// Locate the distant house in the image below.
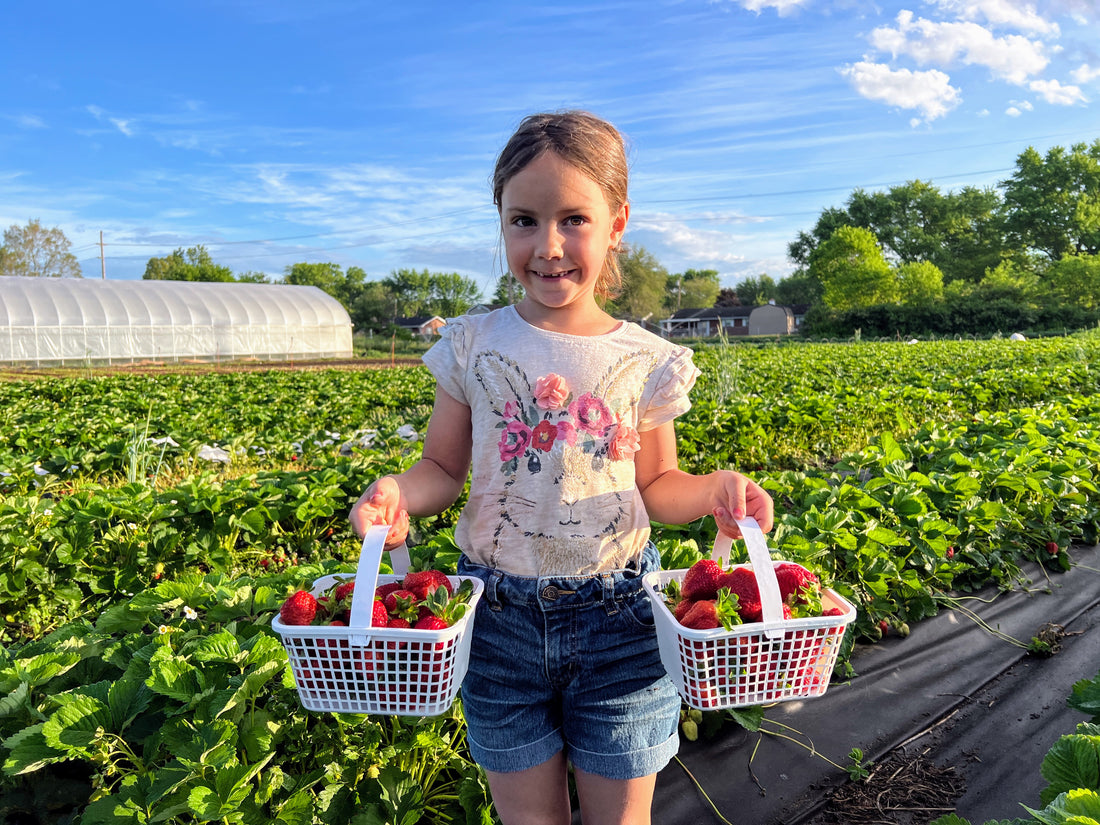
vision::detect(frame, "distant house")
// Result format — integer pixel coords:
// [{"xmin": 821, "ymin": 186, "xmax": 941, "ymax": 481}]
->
[
  {"xmin": 395, "ymin": 315, "xmax": 446, "ymax": 339},
  {"xmin": 660, "ymin": 306, "xmax": 753, "ymax": 338},
  {"xmin": 661, "ymin": 303, "xmax": 808, "ymax": 338}
]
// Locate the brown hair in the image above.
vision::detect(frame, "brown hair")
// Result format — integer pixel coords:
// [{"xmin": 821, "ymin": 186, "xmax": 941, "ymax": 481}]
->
[{"xmin": 492, "ymin": 111, "xmax": 629, "ymax": 299}]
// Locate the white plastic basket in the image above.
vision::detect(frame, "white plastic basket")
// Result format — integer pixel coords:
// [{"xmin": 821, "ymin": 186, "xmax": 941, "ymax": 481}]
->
[
  {"xmin": 643, "ymin": 517, "xmax": 855, "ymax": 711},
  {"xmin": 272, "ymin": 524, "xmax": 483, "ymax": 716}
]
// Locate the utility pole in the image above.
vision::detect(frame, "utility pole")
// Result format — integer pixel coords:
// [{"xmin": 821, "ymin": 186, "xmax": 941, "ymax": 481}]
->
[{"xmin": 99, "ymin": 231, "xmax": 106, "ymax": 279}]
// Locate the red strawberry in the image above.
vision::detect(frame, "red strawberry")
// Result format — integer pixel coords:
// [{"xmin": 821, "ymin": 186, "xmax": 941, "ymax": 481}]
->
[
  {"xmin": 674, "ymin": 598, "xmax": 696, "ymax": 623},
  {"xmin": 371, "ymin": 598, "xmax": 389, "ymax": 628},
  {"xmin": 279, "ymin": 591, "xmax": 318, "ymax": 625},
  {"xmin": 1045, "ymin": 541, "xmax": 1059, "ymax": 555},
  {"xmin": 680, "ymin": 600, "xmax": 720, "ymax": 629},
  {"xmin": 334, "ymin": 580, "xmax": 355, "ymax": 602},
  {"xmin": 375, "ymin": 581, "xmax": 402, "ymax": 601},
  {"xmin": 719, "ymin": 568, "xmax": 761, "ymax": 623},
  {"xmin": 822, "ymin": 606, "xmax": 844, "ymax": 617},
  {"xmin": 774, "ymin": 563, "xmax": 820, "ymax": 606},
  {"xmin": 387, "ymin": 617, "xmax": 411, "ymax": 629},
  {"xmin": 415, "ymin": 615, "xmax": 450, "ymax": 631},
  {"xmin": 402, "ymin": 570, "xmax": 453, "ymax": 601},
  {"xmin": 681, "ymin": 559, "xmax": 723, "ymax": 601},
  {"xmin": 384, "ymin": 589, "xmax": 420, "ymax": 622}
]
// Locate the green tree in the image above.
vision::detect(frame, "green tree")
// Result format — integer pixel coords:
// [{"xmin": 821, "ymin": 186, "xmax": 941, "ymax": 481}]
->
[
  {"xmin": 235, "ymin": 270, "xmax": 271, "ymax": 284},
  {"xmin": 895, "ymin": 260, "xmax": 944, "ymax": 305},
  {"xmin": 673, "ymin": 269, "xmax": 721, "ymax": 310},
  {"xmin": 789, "ymin": 181, "xmax": 1006, "ymax": 283},
  {"xmin": 809, "ymin": 226, "xmax": 897, "ymax": 311},
  {"xmin": 1046, "ymin": 254, "xmax": 1100, "ymax": 309},
  {"xmin": 492, "ymin": 273, "xmax": 524, "ymax": 306},
  {"xmin": 429, "ymin": 271, "xmax": 482, "ymax": 317},
  {"xmin": 349, "ymin": 280, "xmax": 397, "ymax": 331},
  {"xmin": 1001, "ymin": 140, "xmax": 1100, "ymax": 260},
  {"xmin": 1, "ymin": 219, "xmax": 82, "ymax": 278},
  {"xmin": 282, "ymin": 262, "xmax": 360, "ymax": 306},
  {"xmin": 774, "ymin": 271, "xmax": 822, "ymax": 306},
  {"xmin": 611, "ymin": 246, "xmax": 668, "ymax": 320},
  {"xmin": 735, "ymin": 273, "xmax": 776, "ymax": 306},
  {"xmin": 383, "ymin": 269, "xmax": 433, "ymax": 317},
  {"xmin": 144, "ymin": 246, "xmax": 233, "ymax": 282}
]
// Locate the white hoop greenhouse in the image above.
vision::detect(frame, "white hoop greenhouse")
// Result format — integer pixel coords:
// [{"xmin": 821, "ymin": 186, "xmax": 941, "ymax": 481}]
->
[{"xmin": 0, "ymin": 276, "xmax": 354, "ymax": 366}]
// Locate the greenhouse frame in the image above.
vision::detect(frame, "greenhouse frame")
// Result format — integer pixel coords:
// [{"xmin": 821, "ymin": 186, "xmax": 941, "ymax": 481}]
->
[{"xmin": 0, "ymin": 277, "xmax": 354, "ymax": 366}]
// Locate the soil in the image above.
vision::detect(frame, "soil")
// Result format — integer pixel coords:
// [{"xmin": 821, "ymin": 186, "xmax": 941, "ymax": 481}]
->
[{"xmin": 0, "ymin": 356, "xmax": 423, "ymax": 381}]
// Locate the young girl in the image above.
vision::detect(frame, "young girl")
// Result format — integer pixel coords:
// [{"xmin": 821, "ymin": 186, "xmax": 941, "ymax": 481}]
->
[{"xmin": 350, "ymin": 110, "xmax": 773, "ymax": 825}]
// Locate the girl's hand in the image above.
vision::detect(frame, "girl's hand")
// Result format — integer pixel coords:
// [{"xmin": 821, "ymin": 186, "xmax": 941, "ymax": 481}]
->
[
  {"xmin": 349, "ymin": 476, "xmax": 410, "ymax": 549},
  {"xmin": 711, "ymin": 470, "xmax": 774, "ymax": 539}
]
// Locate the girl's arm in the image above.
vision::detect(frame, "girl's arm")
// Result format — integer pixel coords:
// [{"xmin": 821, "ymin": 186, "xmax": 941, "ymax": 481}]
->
[
  {"xmin": 349, "ymin": 384, "xmax": 472, "ymax": 543},
  {"xmin": 634, "ymin": 420, "xmax": 774, "ymax": 538}
]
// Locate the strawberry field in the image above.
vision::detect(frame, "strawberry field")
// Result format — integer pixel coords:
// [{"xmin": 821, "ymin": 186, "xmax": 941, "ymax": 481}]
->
[{"xmin": 2, "ymin": 331, "xmax": 1100, "ymax": 824}]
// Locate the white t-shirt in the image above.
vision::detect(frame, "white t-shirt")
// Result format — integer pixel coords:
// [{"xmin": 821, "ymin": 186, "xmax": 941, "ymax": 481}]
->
[{"xmin": 423, "ymin": 305, "xmax": 699, "ymax": 576}]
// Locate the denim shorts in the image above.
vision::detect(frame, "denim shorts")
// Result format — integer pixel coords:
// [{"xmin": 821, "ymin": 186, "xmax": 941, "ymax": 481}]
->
[{"xmin": 456, "ymin": 543, "xmax": 681, "ymax": 780}]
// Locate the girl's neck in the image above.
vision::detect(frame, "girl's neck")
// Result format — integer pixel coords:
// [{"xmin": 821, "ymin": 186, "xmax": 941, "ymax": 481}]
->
[{"xmin": 513, "ymin": 299, "xmax": 620, "ymax": 336}]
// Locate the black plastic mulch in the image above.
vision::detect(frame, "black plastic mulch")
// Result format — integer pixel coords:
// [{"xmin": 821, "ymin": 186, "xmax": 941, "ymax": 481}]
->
[{"xmin": 648, "ymin": 542, "xmax": 1100, "ymax": 825}]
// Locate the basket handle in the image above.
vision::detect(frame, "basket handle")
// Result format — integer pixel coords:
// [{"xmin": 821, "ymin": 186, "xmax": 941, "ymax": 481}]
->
[
  {"xmin": 347, "ymin": 524, "xmax": 392, "ymax": 641},
  {"xmin": 713, "ymin": 517, "xmax": 786, "ymax": 640}
]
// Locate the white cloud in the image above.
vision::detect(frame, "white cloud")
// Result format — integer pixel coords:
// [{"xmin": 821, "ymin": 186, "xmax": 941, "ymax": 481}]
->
[
  {"xmin": 1029, "ymin": 77, "xmax": 1086, "ymax": 104},
  {"xmin": 928, "ymin": 0, "xmax": 1059, "ymax": 34},
  {"xmin": 870, "ymin": 11, "xmax": 1049, "ymax": 85},
  {"xmin": 109, "ymin": 118, "xmax": 134, "ymax": 136},
  {"xmin": 731, "ymin": 0, "xmax": 809, "ymax": 16},
  {"xmin": 1005, "ymin": 105, "xmax": 1022, "ymax": 116},
  {"xmin": 86, "ymin": 104, "xmax": 105, "ymax": 119},
  {"xmin": 12, "ymin": 114, "xmax": 47, "ymax": 129},
  {"xmin": 1071, "ymin": 63, "xmax": 1100, "ymax": 83},
  {"xmin": 840, "ymin": 61, "xmax": 962, "ymax": 122}
]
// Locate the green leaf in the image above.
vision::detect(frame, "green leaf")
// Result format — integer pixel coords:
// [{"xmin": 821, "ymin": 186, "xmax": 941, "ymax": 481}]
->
[
  {"xmin": 1070, "ymin": 672, "xmax": 1100, "ymax": 722},
  {"xmin": 726, "ymin": 705, "xmax": 766, "ymax": 732},
  {"xmin": 42, "ymin": 692, "xmax": 110, "ymax": 752},
  {"xmin": 1039, "ymin": 733, "xmax": 1100, "ymax": 806},
  {"xmin": 1026, "ymin": 788, "xmax": 1100, "ymax": 824},
  {"xmin": 1, "ymin": 723, "xmax": 68, "ymax": 776}
]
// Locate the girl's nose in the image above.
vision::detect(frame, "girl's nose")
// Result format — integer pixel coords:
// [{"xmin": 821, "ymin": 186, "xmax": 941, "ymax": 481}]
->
[{"xmin": 536, "ymin": 225, "xmax": 564, "ymax": 259}]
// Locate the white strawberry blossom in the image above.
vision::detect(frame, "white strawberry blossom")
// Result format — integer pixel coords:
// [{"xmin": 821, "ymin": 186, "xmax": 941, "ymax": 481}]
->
[{"xmin": 183, "ymin": 606, "xmax": 198, "ymax": 620}]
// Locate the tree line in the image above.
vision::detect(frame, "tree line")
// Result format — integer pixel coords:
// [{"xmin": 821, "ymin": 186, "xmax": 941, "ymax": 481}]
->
[{"xmin": 3, "ymin": 136, "xmax": 1097, "ymax": 337}]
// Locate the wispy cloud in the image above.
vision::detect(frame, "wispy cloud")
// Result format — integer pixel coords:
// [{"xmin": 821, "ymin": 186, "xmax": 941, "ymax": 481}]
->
[{"xmin": 10, "ymin": 114, "xmax": 47, "ymax": 129}]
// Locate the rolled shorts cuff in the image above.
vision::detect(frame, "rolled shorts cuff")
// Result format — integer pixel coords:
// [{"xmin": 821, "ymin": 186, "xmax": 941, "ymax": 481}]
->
[
  {"xmin": 568, "ymin": 729, "xmax": 681, "ymax": 780},
  {"xmin": 465, "ymin": 724, "xmax": 564, "ymax": 774}
]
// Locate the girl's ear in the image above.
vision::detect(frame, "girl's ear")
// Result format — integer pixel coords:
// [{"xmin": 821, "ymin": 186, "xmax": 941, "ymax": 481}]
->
[{"xmin": 609, "ymin": 201, "xmax": 630, "ymax": 249}]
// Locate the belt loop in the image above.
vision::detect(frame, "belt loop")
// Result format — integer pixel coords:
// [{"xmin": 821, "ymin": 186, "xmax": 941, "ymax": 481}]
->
[
  {"xmin": 488, "ymin": 569, "xmax": 504, "ymax": 612},
  {"xmin": 601, "ymin": 572, "xmax": 619, "ymax": 615}
]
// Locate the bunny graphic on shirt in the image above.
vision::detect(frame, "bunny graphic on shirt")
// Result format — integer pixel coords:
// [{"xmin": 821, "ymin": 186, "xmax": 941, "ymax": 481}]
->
[{"xmin": 472, "ymin": 350, "xmax": 662, "ymax": 573}]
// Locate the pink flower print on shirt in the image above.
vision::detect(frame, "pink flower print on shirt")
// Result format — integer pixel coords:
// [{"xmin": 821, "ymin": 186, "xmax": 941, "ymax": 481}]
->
[
  {"xmin": 608, "ymin": 420, "xmax": 640, "ymax": 461},
  {"xmin": 531, "ymin": 420, "xmax": 557, "ymax": 452},
  {"xmin": 534, "ymin": 373, "xmax": 570, "ymax": 410},
  {"xmin": 503, "ymin": 400, "xmax": 521, "ymax": 420},
  {"xmin": 569, "ymin": 393, "xmax": 614, "ymax": 437},
  {"xmin": 556, "ymin": 420, "xmax": 578, "ymax": 447},
  {"xmin": 499, "ymin": 419, "xmax": 532, "ymax": 461}
]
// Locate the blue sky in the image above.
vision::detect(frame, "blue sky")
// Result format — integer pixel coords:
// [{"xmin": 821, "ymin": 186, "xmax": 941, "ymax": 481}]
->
[{"xmin": 3, "ymin": 0, "xmax": 1098, "ymax": 298}]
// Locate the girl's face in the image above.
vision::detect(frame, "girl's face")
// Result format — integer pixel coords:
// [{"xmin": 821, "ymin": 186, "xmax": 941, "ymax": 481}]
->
[{"xmin": 499, "ymin": 151, "xmax": 628, "ymax": 327}]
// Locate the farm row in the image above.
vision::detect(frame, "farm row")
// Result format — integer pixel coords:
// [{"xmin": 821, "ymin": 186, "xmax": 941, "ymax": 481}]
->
[{"xmin": 1, "ymin": 332, "xmax": 1098, "ymax": 823}]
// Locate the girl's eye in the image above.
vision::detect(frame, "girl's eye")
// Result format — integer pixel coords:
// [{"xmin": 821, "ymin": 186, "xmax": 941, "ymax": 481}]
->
[
  {"xmin": 565, "ymin": 215, "xmax": 587, "ymax": 226},
  {"xmin": 511, "ymin": 216, "xmax": 535, "ymax": 228}
]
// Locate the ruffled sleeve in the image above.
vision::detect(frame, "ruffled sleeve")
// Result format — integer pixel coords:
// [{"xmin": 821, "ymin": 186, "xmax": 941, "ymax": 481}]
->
[
  {"xmin": 637, "ymin": 345, "xmax": 700, "ymax": 431},
  {"xmin": 421, "ymin": 317, "xmax": 470, "ymax": 405}
]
